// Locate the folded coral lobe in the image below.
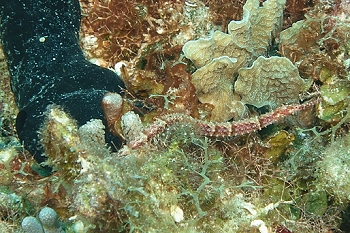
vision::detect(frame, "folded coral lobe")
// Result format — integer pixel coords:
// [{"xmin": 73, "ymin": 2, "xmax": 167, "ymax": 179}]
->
[{"xmin": 0, "ymin": 0, "xmax": 125, "ymax": 162}]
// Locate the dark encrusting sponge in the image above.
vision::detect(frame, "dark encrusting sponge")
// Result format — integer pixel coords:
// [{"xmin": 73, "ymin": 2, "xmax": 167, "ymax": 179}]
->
[{"xmin": 0, "ymin": 0, "xmax": 125, "ymax": 163}]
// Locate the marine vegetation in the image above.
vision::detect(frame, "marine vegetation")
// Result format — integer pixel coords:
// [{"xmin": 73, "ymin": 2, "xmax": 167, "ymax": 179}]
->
[{"xmin": 1, "ymin": 0, "xmax": 350, "ymax": 232}]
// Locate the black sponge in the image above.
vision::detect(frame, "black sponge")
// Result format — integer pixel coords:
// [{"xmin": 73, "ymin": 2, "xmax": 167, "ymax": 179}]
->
[{"xmin": 0, "ymin": 0, "xmax": 125, "ymax": 163}]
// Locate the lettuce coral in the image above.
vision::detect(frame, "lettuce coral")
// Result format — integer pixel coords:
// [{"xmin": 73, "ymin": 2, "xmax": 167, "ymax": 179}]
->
[
  {"xmin": 182, "ymin": 0, "xmax": 306, "ymax": 122},
  {"xmin": 190, "ymin": 56, "xmax": 246, "ymax": 122},
  {"xmin": 183, "ymin": 0, "xmax": 286, "ymax": 67},
  {"xmin": 235, "ymin": 56, "xmax": 306, "ymax": 108}
]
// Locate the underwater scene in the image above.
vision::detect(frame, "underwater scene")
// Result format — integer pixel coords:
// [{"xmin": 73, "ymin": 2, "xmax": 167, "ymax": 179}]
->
[{"xmin": 1, "ymin": 0, "xmax": 350, "ymax": 232}]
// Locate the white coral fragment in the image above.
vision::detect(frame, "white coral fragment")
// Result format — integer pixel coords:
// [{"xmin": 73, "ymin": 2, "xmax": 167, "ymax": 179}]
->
[
  {"xmin": 170, "ymin": 205, "xmax": 184, "ymax": 223},
  {"xmin": 250, "ymin": 219, "xmax": 269, "ymax": 233}
]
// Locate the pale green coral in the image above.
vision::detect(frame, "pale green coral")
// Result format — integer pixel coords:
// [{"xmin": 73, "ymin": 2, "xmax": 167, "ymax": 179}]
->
[
  {"xmin": 39, "ymin": 105, "xmax": 83, "ymax": 180},
  {"xmin": 182, "ymin": 0, "xmax": 308, "ymax": 121},
  {"xmin": 183, "ymin": 0, "xmax": 286, "ymax": 68},
  {"xmin": 0, "ymin": 147, "xmax": 18, "ymax": 185},
  {"xmin": 190, "ymin": 56, "xmax": 246, "ymax": 121},
  {"xmin": 235, "ymin": 56, "xmax": 306, "ymax": 108},
  {"xmin": 318, "ymin": 80, "xmax": 350, "ymax": 122}
]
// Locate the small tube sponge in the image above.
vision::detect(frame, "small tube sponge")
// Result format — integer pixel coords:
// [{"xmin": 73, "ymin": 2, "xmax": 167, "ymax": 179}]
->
[{"xmin": 21, "ymin": 216, "xmax": 44, "ymax": 233}]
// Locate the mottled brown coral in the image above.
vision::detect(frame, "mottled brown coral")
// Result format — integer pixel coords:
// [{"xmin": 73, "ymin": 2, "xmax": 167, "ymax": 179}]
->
[
  {"xmin": 234, "ymin": 56, "xmax": 306, "ymax": 108},
  {"xmin": 183, "ymin": 0, "xmax": 287, "ymax": 121},
  {"xmin": 203, "ymin": 0, "xmax": 245, "ymax": 30},
  {"xmin": 279, "ymin": 16, "xmax": 349, "ymax": 80},
  {"xmin": 183, "ymin": 0, "xmax": 286, "ymax": 68},
  {"xmin": 125, "ymin": 46, "xmax": 199, "ymax": 117},
  {"xmin": 283, "ymin": 0, "xmax": 315, "ymax": 28},
  {"xmin": 191, "ymin": 56, "xmax": 246, "ymax": 122}
]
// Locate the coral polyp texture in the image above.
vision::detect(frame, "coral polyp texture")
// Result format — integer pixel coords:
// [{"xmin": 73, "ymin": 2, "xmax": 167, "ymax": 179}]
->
[
  {"xmin": 183, "ymin": 0, "xmax": 286, "ymax": 67},
  {"xmin": 190, "ymin": 56, "xmax": 246, "ymax": 121},
  {"xmin": 235, "ymin": 56, "xmax": 306, "ymax": 108},
  {"xmin": 181, "ymin": 0, "xmax": 307, "ymax": 122}
]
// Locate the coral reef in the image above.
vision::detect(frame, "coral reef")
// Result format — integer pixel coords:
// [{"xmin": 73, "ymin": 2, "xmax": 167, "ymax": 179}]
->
[
  {"xmin": 182, "ymin": 0, "xmax": 308, "ymax": 122},
  {"xmin": 2, "ymin": 0, "xmax": 350, "ymax": 232}
]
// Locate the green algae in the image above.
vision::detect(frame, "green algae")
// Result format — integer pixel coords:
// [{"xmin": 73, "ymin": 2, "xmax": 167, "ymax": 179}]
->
[{"xmin": 303, "ymin": 191, "xmax": 328, "ymax": 216}]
